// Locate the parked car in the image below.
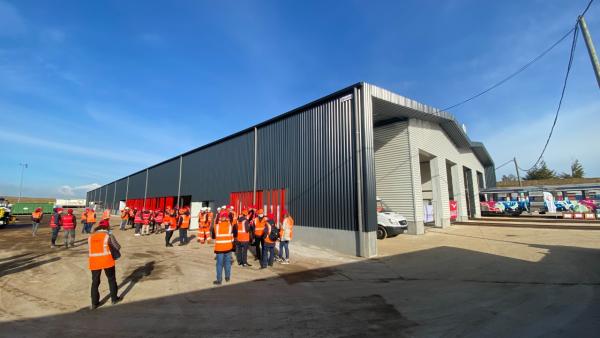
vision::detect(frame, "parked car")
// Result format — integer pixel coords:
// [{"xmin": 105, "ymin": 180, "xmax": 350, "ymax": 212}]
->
[{"xmin": 376, "ymin": 197, "xmax": 408, "ymax": 240}]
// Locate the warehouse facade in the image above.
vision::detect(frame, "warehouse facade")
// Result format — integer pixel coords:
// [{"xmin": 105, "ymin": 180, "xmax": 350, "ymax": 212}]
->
[{"xmin": 87, "ymin": 83, "xmax": 495, "ymax": 257}]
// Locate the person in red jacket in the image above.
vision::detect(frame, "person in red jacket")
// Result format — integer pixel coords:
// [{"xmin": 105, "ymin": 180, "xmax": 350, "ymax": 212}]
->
[{"xmin": 62, "ymin": 209, "xmax": 77, "ymax": 248}]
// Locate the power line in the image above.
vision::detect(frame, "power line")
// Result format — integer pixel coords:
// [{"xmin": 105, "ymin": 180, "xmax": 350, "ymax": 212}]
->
[
  {"xmin": 495, "ymin": 159, "xmax": 514, "ymax": 170},
  {"xmin": 518, "ymin": 24, "xmax": 580, "ymax": 173},
  {"xmin": 582, "ymin": 0, "xmax": 595, "ymax": 16},
  {"xmin": 440, "ymin": 28, "xmax": 575, "ymax": 112}
]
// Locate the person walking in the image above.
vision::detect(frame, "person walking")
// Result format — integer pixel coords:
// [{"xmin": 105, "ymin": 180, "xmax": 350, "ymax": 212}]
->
[
  {"xmin": 128, "ymin": 208, "xmax": 136, "ymax": 229},
  {"xmin": 80, "ymin": 209, "xmax": 88, "ymax": 234},
  {"xmin": 234, "ymin": 209, "xmax": 252, "ymax": 267},
  {"xmin": 212, "ymin": 210, "xmax": 236, "ymax": 285},
  {"xmin": 252, "ymin": 209, "xmax": 267, "ymax": 262},
  {"xmin": 177, "ymin": 207, "xmax": 191, "ymax": 245},
  {"xmin": 31, "ymin": 207, "xmax": 43, "ymax": 236},
  {"xmin": 133, "ymin": 209, "xmax": 143, "ymax": 236},
  {"xmin": 278, "ymin": 212, "xmax": 294, "ymax": 264},
  {"xmin": 261, "ymin": 214, "xmax": 279, "ymax": 269},
  {"xmin": 88, "ymin": 219, "xmax": 121, "ymax": 310},
  {"xmin": 164, "ymin": 207, "xmax": 177, "ymax": 247},
  {"xmin": 86, "ymin": 208, "xmax": 97, "ymax": 234},
  {"xmin": 119, "ymin": 208, "xmax": 129, "ymax": 230},
  {"xmin": 50, "ymin": 208, "xmax": 62, "ymax": 248},
  {"xmin": 62, "ymin": 209, "xmax": 77, "ymax": 248}
]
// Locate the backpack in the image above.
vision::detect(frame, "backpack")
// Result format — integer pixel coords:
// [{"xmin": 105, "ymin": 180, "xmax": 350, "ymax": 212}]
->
[{"xmin": 268, "ymin": 223, "xmax": 280, "ymax": 242}]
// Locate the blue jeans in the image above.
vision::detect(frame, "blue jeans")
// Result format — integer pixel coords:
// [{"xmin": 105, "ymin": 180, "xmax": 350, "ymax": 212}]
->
[
  {"xmin": 81, "ymin": 222, "xmax": 87, "ymax": 233},
  {"xmin": 85, "ymin": 223, "xmax": 94, "ymax": 233},
  {"xmin": 261, "ymin": 245, "xmax": 275, "ymax": 268},
  {"xmin": 215, "ymin": 252, "xmax": 232, "ymax": 282},
  {"xmin": 51, "ymin": 227, "xmax": 60, "ymax": 245},
  {"xmin": 179, "ymin": 228, "xmax": 188, "ymax": 244},
  {"xmin": 120, "ymin": 220, "xmax": 127, "ymax": 230},
  {"xmin": 32, "ymin": 222, "xmax": 40, "ymax": 236},
  {"xmin": 279, "ymin": 240, "xmax": 289, "ymax": 260}
]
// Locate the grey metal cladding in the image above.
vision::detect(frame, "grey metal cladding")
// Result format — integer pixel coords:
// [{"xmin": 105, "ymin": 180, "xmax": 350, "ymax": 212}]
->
[
  {"xmin": 115, "ymin": 178, "xmax": 128, "ymax": 202},
  {"xmin": 256, "ymin": 95, "xmax": 357, "ymax": 232},
  {"xmin": 106, "ymin": 183, "xmax": 115, "ymax": 209},
  {"xmin": 181, "ymin": 132, "xmax": 254, "ymax": 205},
  {"xmin": 127, "ymin": 171, "xmax": 147, "ymax": 199},
  {"xmin": 147, "ymin": 158, "xmax": 180, "ymax": 197},
  {"xmin": 357, "ymin": 87, "xmax": 378, "ymax": 232}
]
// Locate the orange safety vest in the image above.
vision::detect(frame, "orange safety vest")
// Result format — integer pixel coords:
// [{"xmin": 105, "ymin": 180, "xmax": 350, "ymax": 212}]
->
[
  {"xmin": 87, "ymin": 211, "xmax": 96, "ymax": 223},
  {"xmin": 265, "ymin": 223, "xmax": 276, "ymax": 244},
  {"xmin": 214, "ymin": 221, "xmax": 233, "ymax": 252},
  {"xmin": 180, "ymin": 214, "xmax": 191, "ymax": 229},
  {"xmin": 32, "ymin": 211, "xmax": 42, "ymax": 220},
  {"xmin": 281, "ymin": 217, "xmax": 294, "ymax": 240},
  {"xmin": 120, "ymin": 211, "xmax": 129, "ymax": 220},
  {"xmin": 168, "ymin": 213, "xmax": 178, "ymax": 230},
  {"xmin": 197, "ymin": 212, "xmax": 204, "ymax": 226},
  {"xmin": 207, "ymin": 212, "xmax": 214, "ymax": 225},
  {"xmin": 236, "ymin": 218, "xmax": 250, "ymax": 243},
  {"xmin": 88, "ymin": 231, "xmax": 115, "ymax": 270},
  {"xmin": 254, "ymin": 217, "xmax": 267, "ymax": 237},
  {"xmin": 102, "ymin": 209, "xmax": 110, "ymax": 220},
  {"xmin": 81, "ymin": 211, "xmax": 88, "ymax": 222}
]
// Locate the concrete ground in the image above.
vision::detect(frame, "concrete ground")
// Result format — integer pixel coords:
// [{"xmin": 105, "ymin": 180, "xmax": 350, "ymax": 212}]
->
[{"xmin": 0, "ymin": 217, "xmax": 599, "ymax": 337}]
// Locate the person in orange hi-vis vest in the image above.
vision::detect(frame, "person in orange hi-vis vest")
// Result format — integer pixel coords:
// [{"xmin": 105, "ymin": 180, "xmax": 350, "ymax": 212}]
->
[
  {"xmin": 164, "ymin": 207, "xmax": 178, "ymax": 247},
  {"xmin": 278, "ymin": 211, "xmax": 294, "ymax": 264},
  {"xmin": 234, "ymin": 209, "xmax": 252, "ymax": 267},
  {"xmin": 119, "ymin": 207, "xmax": 129, "ymax": 231},
  {"xmin": 80, "ymin": 209, "xmax": 88, "ymax": 234},
  {"xmin": 252, "ymin": 209, "xmax": 267, "ymax": 262},
  {"xmin": 197, "ymin": 207, "xmax": 212, "ymax": 244},
  {"xmin": 50, "ymin": 207, "xmax": 62, "ymax": 248},
  {"xmin": 86, "ymin": 208, "xmax": 97, "ymax": 234},
  {"xmin": 88, "ymin": 219, "xmax": 121, "ymax": 310},
  {"xmin": 261, "ymin": 213, "xmax": 279, "ymax": 269},
  {"xmin": 211, "ymin": 211, "xmax": 236, "ymax": 285},
  {"xmin": 31, "ymin": 207, "xmax": 43, "ymax": 236},
  {"xmin": 177, "ymin": 207, "xmax": 191, "ymax": 245},
  {"xmin": 102, "ymin": 208, "xmax": 111, "ymax": 221}
]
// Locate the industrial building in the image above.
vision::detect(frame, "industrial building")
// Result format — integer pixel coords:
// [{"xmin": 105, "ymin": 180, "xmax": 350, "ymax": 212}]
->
[{"xmin": 86, "ymin": 83, "xmax": 495, "ymax": 257}]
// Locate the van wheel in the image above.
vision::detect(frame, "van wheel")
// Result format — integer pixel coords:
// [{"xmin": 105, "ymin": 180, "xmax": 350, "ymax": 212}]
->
[{"xmin": 377, "ymin": 226, "xmax": 387, "ymax": 240}]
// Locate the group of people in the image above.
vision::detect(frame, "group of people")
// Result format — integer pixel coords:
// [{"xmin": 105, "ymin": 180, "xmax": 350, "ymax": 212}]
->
[
  {"xmin": 118, "ymin": 204, "xmax": 295, "ymax": 284},
  {"xmin": 35, "ymin": 207, "xmax": 109, "ymax": 248},
  {"xmin": 31, "ymin": 203, "xmax": 294, "ymax": 308}
]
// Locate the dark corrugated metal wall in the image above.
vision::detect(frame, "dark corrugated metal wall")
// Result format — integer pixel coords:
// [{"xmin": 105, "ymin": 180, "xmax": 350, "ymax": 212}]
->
[
  {"xmin": 148, "ymin": 158, "xmax": 180, "ymax": 197},
  {"xmin": 106, "ymin": 183, "xmax": 115, "ymax": 210},
  {"xmin": 257, "ymin": 95, "xmax": 357, "ymax": 231},
  {"xmin": 127, "ymin": 171, "xmax": 147, "ymax": 199},
  {"xmin": 115, "ymin": 178, "xmax": 128, "ymax": 203},
  {"xmin": 180, "ymin": 132, "xmax": 254, "ymax": 205}
]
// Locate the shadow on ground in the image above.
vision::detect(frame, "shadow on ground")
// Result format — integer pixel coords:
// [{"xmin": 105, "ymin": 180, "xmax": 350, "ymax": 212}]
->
[{"xmin": 0, "ymin": 231, "xmax": 599, "ymax": 337}]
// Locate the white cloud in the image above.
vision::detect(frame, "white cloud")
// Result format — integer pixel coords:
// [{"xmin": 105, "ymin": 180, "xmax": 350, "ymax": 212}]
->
[
  {"xmin": 0, "ymin": 130, "xmax": 161, "ymax": 165},
  {"xmin": 58, "ymin": 183, "xmax": 101, "ymax": 196},
  {"xmin": 0, "ymin": 0, "xmax": 26, "ymax": 37}
]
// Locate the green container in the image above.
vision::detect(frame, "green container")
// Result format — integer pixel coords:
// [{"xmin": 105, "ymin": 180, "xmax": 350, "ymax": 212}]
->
[{"xmin": 11, "ymin": 202, "xmax": 55, "ymax": 215}]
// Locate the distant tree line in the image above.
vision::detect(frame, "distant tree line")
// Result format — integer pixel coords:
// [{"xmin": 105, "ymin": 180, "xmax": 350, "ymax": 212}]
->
[{"xmin": 500, "ymin": 159, "xmax": 585, "ymax": 182}]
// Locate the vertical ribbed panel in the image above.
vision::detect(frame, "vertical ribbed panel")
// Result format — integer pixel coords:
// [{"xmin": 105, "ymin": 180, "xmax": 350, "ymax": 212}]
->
[
  {"xmin": 127, "ymin": 171, "xmax": 147, "ymax": 199},
  {"xmin": 357, "ymin": 86, "xmax": 378, "ymax": 233},
  {"xmin": 257, "ymin": 95, "xmax": 357, "ymax": 231},
  {"xmin": 373, "ymin": 121, "xmax": 415, "ymax": 222},
  {"xmin": 148, "ymin": 158, "xmax": 180, "ymax": 197},
  {"xmin": 181, "ymin": 132, "xmax": 254, "ymax": 205},
  {"xmin": 106, "ymin": 183, "xmax": 115, "ymax": 210},
  {"xmin": 115, "ymin": 178, "xmax": 128, "ymax": 204}
]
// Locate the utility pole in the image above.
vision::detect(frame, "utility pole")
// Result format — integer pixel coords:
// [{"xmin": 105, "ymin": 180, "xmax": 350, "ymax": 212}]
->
[
  {"xmin": 18, "ymin": 163, "xmax": 28, "ymax": 203},
  {"xmin": 579, "ymin": 15, "xmax": 600, "ymax": 89},
  {"xmin": 513, "ymin": 157, "xmax": 522, "ymax": 187}
]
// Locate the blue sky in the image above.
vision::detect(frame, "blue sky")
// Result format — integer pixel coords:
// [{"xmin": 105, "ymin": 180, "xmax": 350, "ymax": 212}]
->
[{"xmin": 0, "ymin": 0, "xmax": 598, "ymax": 198}]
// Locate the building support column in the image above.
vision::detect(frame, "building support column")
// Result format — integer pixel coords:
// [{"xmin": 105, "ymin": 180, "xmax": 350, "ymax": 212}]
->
[
  {"xmin": 451, "ymin": 164, "xmax": 469, "ymax": 222},
  {"xmin": 431, "ymin": 157, "xmax": 450, "ymax": 228}
]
